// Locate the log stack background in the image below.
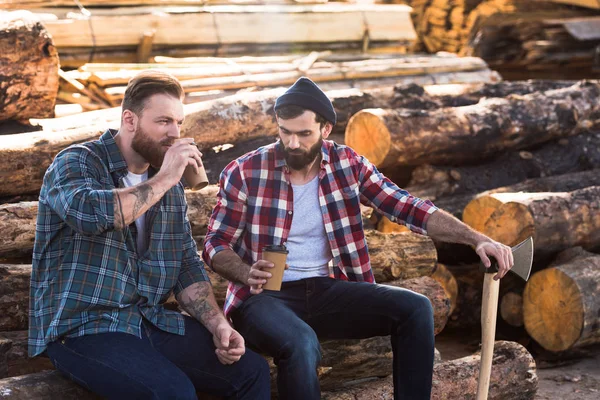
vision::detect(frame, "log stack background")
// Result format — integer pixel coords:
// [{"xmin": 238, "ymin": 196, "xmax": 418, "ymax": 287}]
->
[{"xmin": 2, "ymin": 0, "xmax": 600, "ymax": 399}]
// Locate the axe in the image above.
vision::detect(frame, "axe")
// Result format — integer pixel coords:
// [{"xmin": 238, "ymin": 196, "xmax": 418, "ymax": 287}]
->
[{"xmin": 475, "ymin": 236, "xmax": 534, "ymax": 400}]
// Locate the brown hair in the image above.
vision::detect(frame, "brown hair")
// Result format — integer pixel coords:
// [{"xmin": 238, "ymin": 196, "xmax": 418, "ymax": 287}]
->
[
  {"xmin": 275, "ymin": 104, "xmax": 329, "ymax": 129},
  {"xmin": 121, "ymin": 70, "xmax": 184, "ymax": 116}
]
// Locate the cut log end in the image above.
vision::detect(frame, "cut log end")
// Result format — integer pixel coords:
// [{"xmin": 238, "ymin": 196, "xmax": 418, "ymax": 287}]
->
[
  {"xmin": 500, "ymin": 292, "xmax": 524, "ymax": 327},
  {"xmin": 464, "ymin": 196, "xmax": 535, "ymax": 246},
  {"xmin": 523, "ymin": 268, "xmax": 583, "ymax": 352},
  {"xmin": 345, "ymin": 109, "xmax": 391, "ymax": 167}
]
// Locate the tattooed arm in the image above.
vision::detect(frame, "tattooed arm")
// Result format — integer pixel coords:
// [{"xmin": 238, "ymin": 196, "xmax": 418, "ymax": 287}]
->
[
  {"xmin": 177, "ymin": 282, "xmax": 246, "ymax": 364},
  {"xmin": 113, "ymin": 177, "xmax": 172, "ymax": 229}
]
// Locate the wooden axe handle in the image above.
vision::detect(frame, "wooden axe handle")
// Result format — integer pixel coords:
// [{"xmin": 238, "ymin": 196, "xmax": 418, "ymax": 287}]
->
[{"xmin": 476, "ymin": 273, "xmax": 500, "ymax": 400}]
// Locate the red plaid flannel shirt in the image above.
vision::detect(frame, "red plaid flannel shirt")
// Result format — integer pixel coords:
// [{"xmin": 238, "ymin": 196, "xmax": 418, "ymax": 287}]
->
[{"xmin": 202, "ymin": 140, "xmax": 438, "ymax": 317}]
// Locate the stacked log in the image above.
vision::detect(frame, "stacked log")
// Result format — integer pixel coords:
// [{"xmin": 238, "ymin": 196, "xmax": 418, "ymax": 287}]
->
[
  {"xmin": 345, "ymin": 81, "xmax": 600, "ymax": 169},
  {"xmin": 463, "ymin": 11, "xmax": 600, "ymax": 80},
  {"xmin": 321, "ymin": 340, "xmax": 538, "ymax": 400},
  {"xmin": 523, "ymin": 247, "xmax": 600, "ymax": 352},
  {"xmin": 0, "ymin": 11, "xmax": 59, "ymax": 122},
  {"xmin": 462, "ymin": 186, "xmax": 600, "ymax": 253}
]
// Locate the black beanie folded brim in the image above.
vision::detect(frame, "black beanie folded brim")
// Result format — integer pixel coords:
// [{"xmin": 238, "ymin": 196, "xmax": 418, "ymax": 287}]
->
[{"xmin": 274, "ymin": 77, "xmax": 337, "ymax": 125}]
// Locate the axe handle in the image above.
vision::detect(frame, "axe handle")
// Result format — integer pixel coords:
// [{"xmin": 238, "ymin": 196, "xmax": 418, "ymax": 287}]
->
[{"xmin": 476, "ymin": 273, "xmax": 500, "ymax": 400}]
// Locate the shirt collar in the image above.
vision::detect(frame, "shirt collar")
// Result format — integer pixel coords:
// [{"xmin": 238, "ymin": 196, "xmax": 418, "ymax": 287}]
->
[{"xmin": 100, "ymin": 129, "xmax": 129, "ymax": 174}]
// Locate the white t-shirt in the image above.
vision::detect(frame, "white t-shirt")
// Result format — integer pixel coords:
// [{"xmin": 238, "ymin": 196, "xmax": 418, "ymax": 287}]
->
[
  {"xmin": 122, "ymin": 171, "xmax": 149, "ymax": 255},
  {"xmin": 283, "ymin": 175, "xmax": 332, "ymax": 282}
]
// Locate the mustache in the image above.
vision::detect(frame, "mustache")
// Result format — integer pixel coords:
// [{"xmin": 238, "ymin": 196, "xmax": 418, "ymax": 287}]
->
[{"xmin": 160, "ymin": 138, "xmax": 176, "ymax": 146}]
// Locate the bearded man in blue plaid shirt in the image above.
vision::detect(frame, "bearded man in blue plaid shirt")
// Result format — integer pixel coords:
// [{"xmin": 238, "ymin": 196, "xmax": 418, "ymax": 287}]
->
[
  {"xmin": 28, "ymin": 71, "xmax": 270, "ymax": 399},
  {"xmin": 203, "ymin": 77, "xmax": 515, "ymax": 400}
]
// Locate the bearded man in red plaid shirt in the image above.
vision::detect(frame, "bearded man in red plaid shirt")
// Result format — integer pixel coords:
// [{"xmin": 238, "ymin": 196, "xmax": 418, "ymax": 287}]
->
[{"xmin": 203, "ymin": 77, "xmax": 514, "ymax": 400}]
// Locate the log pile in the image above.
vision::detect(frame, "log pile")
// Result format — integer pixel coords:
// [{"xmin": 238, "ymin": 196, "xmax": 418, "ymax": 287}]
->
[{"xmin": 397, "ymin": 0, "xmax": 600, "ymax": 80}]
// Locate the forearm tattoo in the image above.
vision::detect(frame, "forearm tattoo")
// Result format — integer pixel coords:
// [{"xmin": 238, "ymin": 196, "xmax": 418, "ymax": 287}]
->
[
  {"xmin": 114, "ymin": 191, "xmax": 126, "ymax": 230},
  {"xmin": 182, "ymin": 283, "xmax": 221, "ymax": 326},
  {"xmin": 130, "ymin": 183, "xmax": 154, "ymax": 220}
]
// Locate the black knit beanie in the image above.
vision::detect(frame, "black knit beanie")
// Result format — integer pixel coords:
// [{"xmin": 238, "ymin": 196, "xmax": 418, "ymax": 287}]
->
[{"xmin": 274, "ymin": 77, "xmax": 337, "ymax": 125}]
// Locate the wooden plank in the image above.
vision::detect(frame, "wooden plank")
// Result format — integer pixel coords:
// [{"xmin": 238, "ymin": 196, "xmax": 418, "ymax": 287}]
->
[{"xmin": 36, "ymin": 4, "xmax": 415, "ymax": 49}]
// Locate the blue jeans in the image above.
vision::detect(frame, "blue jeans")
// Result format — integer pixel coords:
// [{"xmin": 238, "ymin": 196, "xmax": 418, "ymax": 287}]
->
[
  {"xmin": 45, "ymin": 315, "xmax": 270, "ymax": 400},
  {"xmin": 231, "ymin": 277, "xmax": 434, "ymax": 400}
]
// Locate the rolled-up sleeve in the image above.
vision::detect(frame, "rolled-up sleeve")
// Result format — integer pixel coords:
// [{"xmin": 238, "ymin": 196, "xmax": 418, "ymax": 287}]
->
[
  {"xmin": 355, "ymin": 152, "xmax": 438, "ymax": 235},
  {"xmin": 175, "ymin": 206, "xmax": 210, "ymax": 295},
  {"xmin": 44, "ymin": 147, "xmax": 116, "ymax": 236},
  {"xmin": 202, "ymin": 160, "xmax": 248, "ymax": 268}
]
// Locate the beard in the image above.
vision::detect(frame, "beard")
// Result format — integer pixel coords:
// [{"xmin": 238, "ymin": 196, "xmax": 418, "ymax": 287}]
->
[
  {"xmin": 131, "ymin": 125, "xmax": 173, "ymax": 168},
  {"xmin": 283, "ymin": 136, "xmax": 323, "ymax": 170}
]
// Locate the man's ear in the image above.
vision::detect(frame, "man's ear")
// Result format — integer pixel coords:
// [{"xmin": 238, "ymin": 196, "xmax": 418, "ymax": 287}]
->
[
  {"xmin": 322, "ymin": 122, "xmax": 333, "ymax": 139},
  {"xmin": 122, "ymin": 109, "xmax": 137, "ymax": 132}
]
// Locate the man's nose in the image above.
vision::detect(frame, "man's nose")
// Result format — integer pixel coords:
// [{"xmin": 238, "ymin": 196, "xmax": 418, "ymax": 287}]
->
[
  {"xmin": 288, "ymin": 135, "xmax": 300, "ymax": 149},
  {"xmin": 167, "ymin": 123, "xmax": 181, "ymax": 139}
]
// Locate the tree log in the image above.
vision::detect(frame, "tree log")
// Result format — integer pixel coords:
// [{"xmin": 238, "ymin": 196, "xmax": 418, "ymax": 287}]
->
[
  {"xmin": 463, "ymin": 186, "xmax": 600, "ymax": 254},
  {"xmin": 406, "ymin": 132, "xmax": 600, "ymax": 205},
  {"xmin": 322, "ymin": 340, "xmax": 538, "ymax": 400},
  {"xmin": 366, "ymin": 230, "xmax": 436, "ymax": 282},
  {"xmin": 345, "ymin": 81, "xmax": 600, "ymax": 168},
  {"xmin": 444, "ymin": 264, "xmax": 483, "ymax": 333},
  {"xmin": 0, "ymin": 264, "xmax": 29, "ymax": 332},
  {"xmin": 0, "ymin": 338, "xmax": 10, "ymax": 378},
  {"xmin": 501, "ymin": 291, "xmax": 524, "ymax": 328},
  {"xmin": 431, "ymin": 263, "xmax": 458, "ymax": 315},
  {"xmin": 0, "ymin": 202, "xmax": 38, "ymax": 259},
  {"xmin": 524, "ymin": 247, "xmax": 600, "ymax": 352},
  {"xmin": 0, "ymin": 11, "xmax": 59, "ymax": 122},
  {"xmin": 0, "ymin": 331, "xmax": 53, "ymax": 378}
]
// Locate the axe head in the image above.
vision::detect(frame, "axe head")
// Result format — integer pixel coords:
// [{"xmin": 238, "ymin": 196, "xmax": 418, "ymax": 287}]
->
[{"xmin": 479, "ymin": 237, "xmax": 534, "ymax": 281}]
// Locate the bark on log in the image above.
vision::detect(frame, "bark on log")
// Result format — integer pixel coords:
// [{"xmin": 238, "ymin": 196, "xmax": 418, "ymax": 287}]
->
[
  {"xmin": 322, "ymin": 340, "xmax": 538, "ymax": 400},
  {"xmin": 0, "ymin": 370, "xmax": 101, "ymax": 399},
  {"xmin": 0, "ymin": 338, "xmax": 10, "ymax": 378},
  {"xmin": 524, "ymin": 247, "xmax": 600, "ymax": 352},
  {"xmin": 345, "ymin": 81, "xmax": 600, "ymax": 168},
  {"xmin": 463, "ymin": 186, "xmax": 600, "ymax": 254},
  {"xmin": 0, "ymin": 11, "xmax": 59, "ymax": 122},
  {"xmin": 0, "ymin": 331, "xmax": 53, "ymax": 378},
  {"xmin": 444, "ymin": 264, "xmax": 483, "ymax": 333},
  {"xmin": 0, "ymin": 265, "xmax": 29, "ymax": 332},
  {"xmin": 406, "ymin": 132, "xmax": 600, "ymax": 205},
  {"xmin": 501, "ymin": 291, "xmax": 524, "ymax": 328},
  {"xmin": 0, "ymin": 202, "xmax": 38, "ymax": 259},
  {"xmin": 431, "ymin": 263, "xmax": 458, "ymax": 315},
  {"xmin": 366, "ymin": 230, "xmax": 436, "ymax": 282}
]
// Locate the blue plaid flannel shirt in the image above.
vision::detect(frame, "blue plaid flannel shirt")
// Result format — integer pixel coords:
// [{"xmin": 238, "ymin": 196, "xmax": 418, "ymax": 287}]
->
[{"xmin": 29, "ymin": 129, "xmax": 208, "ymax": 357}]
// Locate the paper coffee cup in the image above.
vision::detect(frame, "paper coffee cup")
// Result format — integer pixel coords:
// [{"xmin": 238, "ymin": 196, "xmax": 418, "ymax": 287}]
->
[
  {"xmin": 183, "ymin": 163, "xmax": 209, "ymax": 190},
  {"xmin": 261, "ymin": 245, "xmax": 289, "ymax": 291},
  {"xmin": 181, "ymin": 140, "xmax": 209, "ymax": 190}
]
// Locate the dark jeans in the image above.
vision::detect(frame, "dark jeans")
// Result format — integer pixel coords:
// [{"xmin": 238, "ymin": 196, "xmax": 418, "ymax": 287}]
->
[
  {"xmin": 46, "ymin": 315, "xmax": 270, "ymax": 400},
  {"xmin": 231, "ymin": 277, "xmax": 434, "ymax": 400}
]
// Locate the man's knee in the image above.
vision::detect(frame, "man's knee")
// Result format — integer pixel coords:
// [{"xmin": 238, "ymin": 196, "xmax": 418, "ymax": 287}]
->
[{"xmin": 277, "ymin": 329, "xmax": 321, "ymax": 365}]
